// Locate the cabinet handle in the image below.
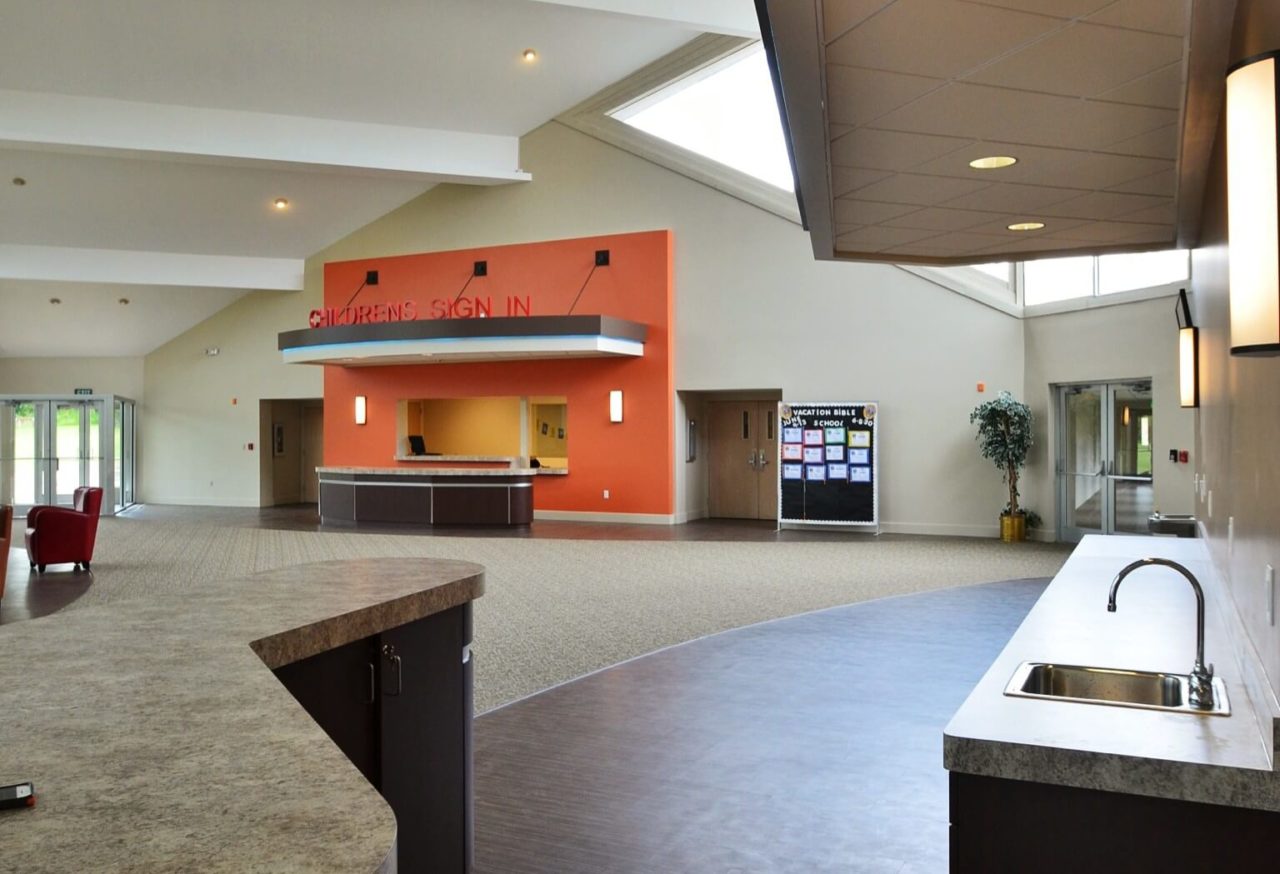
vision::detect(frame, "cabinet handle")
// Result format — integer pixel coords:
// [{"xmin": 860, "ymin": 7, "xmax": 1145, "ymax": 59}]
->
[
  {"xmin": 366, "ymin": 663, "xmax": 376, "ymax": 704},
  {"xmin": 382, "ymin": 644, "xmax": 402, "ymax": 696}
]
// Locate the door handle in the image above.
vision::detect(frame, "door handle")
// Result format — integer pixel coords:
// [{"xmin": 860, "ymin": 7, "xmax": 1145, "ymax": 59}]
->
[
  {"xmin": 381, "ymin": 644, "xmax": 402, "ymax": 696},
  {"xmin": 366, "ymin": 662, "xmax": 376, "ymax": 704},
  {"xmin": 758, "ymin": 453, "xmax": 769, "ymax": 467},
  {"xmin": 748, "ymin": 451, "xmax": 758, "ymax": 469}
]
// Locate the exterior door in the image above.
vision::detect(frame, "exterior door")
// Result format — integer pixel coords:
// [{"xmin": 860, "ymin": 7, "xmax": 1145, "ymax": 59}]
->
[
  {"xmin": 708, "ymin": 401, "xmax": 777, "ymax": 520},
  {"xmin": 1057, "ymin": 381, "xmax": 1153, "ymax": 542}
]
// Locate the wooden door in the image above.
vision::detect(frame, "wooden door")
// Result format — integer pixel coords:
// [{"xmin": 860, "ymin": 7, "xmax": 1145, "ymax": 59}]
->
[
  {"xmin": 708, "ymin": 401, "xmax": 777, "ymax": 520},
  {"xmin": 301, "ymin": 405, "xmax": 324, "ymax": 504}
]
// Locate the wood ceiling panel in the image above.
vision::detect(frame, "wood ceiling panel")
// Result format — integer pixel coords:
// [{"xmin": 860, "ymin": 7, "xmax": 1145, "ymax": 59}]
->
[
  {"xmin": 881, "ymin": 206, "xmax": 1010, "ymax": 231},
  {"xmin": 821, "ymin": 0, "xmax": 897, "ymax": 44},
  {"xmin": 1096, "ymin": 61, "xmax": 1184, "ymax": 108},
  {"xmin": 1039, "ymin": 220, "xmax": 1173, "ymax": 242},
  {"xmin": 898, "ymin": 229, "xmax": 1022, "ymax": 253},
  {"xmin": 1038, "ymin": 190, "xmax": 1172, "ymax": 220},
  {"xmin": 963, "ymin": 22, "xmax": 1184, "ymax": 98},
  {"xmin": 1108, "ymin": 167, "xmax": 1177, "ymax": 195},
  {"xmin": 1086, "ymin": 0, "xmax": 1190, "ymax": 36},
  {"xmin": 1104, "ymin": 122, "xmax": 1180, "ymax": 158},
  {"xmin": 940, "ymin": 182, "xmax": 1084, "ymax": 212},
  {"xmin": 835, "ymin": 225, "xmax": 944, "ymax": 250},
  {"xmin": 960, "ymin": 215, "xmax": 1089, "ymax": 236},
  {"xmin": 825, "ymin": 65, "xmax": 944, "ymax": 126},
  {"xmin": 851, "ymin": 172, "xmax": 993, "ymax": 206},
  {"xmin": 909, "ymin": 141, "xmax": 1089, "ymax": 183},
  {"xmin": 831, "ymin": 166, "xmax": 894, "ymax": 197},
  {"xmin": 832, "ymin": 198, "xmax": 923, "ymax": 224},
  {"xmin": 870, "ymin": 82, "xmax": 1178, "ymax": 150},
  {"xmin": 824, "ymin": 0, "xmax": 1061, "ymax": 80},
  {"xmin": 828, "ymin": 128, "xmax": 973, "ymax": 170},
  {"xmin": 956, "ymin": 0, "xmax": 1112, "ymax": 17},
  {"xmin": 1112, "ymin": 202, "xmax": 1179, "ymax": 224}
]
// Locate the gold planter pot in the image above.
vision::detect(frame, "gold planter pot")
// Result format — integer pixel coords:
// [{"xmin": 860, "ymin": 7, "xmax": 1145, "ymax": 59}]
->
[{"xmin": 1000, "ymin": 513, "xmax": 1026, "ymax": 543}]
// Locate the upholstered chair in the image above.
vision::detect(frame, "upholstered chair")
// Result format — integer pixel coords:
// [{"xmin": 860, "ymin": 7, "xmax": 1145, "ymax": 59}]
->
[{"xmin": 25, "ymin": 487, "xmax": 104, "ymax": 573}]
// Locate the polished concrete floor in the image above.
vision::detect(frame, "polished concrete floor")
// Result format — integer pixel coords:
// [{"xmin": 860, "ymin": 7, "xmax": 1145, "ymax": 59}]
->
[{"xmin": 473, "ymin": 578, "xmax": 1048, "ymax": 874}]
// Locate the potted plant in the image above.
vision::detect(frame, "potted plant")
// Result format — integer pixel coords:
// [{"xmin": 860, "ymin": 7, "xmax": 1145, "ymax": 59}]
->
[{"xmin": 970, "ymin": 391, "xmax": 1035, "ymax": 542}]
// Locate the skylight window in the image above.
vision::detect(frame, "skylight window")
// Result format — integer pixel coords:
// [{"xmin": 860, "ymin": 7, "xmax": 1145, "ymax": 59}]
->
[{"xmin": 610, "ymin": 47, "xmax": 794, "ymax": 192}]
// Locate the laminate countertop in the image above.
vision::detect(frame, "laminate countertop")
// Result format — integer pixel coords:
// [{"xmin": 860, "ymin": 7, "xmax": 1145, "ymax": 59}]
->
[
  {"xmin": 0, "ymin": 558, "xmax": 484, "ymax": 873},
  {"xmin": 319, "ymin": 466, "xmax": 540, "ymax": 477},
  {"xmin": 945, "ymin": 535, "xmax": 1280, "ymax": 810}
]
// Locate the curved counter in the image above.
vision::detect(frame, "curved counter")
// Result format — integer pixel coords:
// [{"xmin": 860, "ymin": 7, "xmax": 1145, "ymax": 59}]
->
[
  {"xmin": 319, "ymin": 466, "xmax": 534, "ymax": 527},
  {"xmin": 0, "ymin": 558, "xmax": 484, "ymax": 873}
]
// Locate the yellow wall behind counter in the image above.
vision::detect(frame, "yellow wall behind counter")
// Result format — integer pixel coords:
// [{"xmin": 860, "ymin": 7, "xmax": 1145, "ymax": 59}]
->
[{"xmin": 420, "ymin": 397, "xmax": 521, "ymax": 456}]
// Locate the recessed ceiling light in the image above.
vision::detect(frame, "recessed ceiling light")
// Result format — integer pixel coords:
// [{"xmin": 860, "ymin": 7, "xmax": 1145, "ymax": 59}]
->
[
  {"xmin": 969, "ymin": 155, "xmax": 1017, "ymax": 170},
  {"xmin": 1007, "ymin": 221, "xmax": 1046, "ymax": 231},
  {"xmin": 273, "ymin": 197, "xmax": 289, "ymax": 210},
  {"xmin": 12, "ymin": 177, "xmax": 26, "ymax": 186},
  {"xmin": 118, "ymin": 297, "xmax": 130, "ymax": 305},
  {"xmin": 522, "ymin": 48, "xmax": 538, "ymax": 63},
  {"xmin": 49, "ymin": 297, "xmax": 61, "ymax": 305}
]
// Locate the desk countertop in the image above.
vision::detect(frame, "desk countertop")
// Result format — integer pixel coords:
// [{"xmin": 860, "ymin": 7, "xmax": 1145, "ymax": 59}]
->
[
  {"xmin": 319, "ymin": 466, "xmax": 539, "ymax": 477},
  {"xmin": 0, "ymin": 558, "xmax": 484, "ymax": 872},
  {"xmin": 945, "ymin": 535, "xmax": 1280, "ymax": 810}
]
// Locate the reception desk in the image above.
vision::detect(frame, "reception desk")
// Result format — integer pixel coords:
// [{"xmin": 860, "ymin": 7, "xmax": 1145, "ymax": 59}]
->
[{"xmin": 319, "ymin": 465, "xmax": 537, "ymax": 527}]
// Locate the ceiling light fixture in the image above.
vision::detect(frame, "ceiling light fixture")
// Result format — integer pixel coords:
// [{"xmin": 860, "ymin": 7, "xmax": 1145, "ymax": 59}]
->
[
  {"xmin": 969, "ymin": 156, "xmax": 1017, "ymax": 170},
  {"xmin": 1007, "ymin": 221, "xmax": 1046, "ymax": 232},
  {"xmin": 273, "ymin": 197, "xmax": 289, "ymax": 210},
  {"xmin": 12, "ymin": 177, "xmax": 26, "ymax": 186},
  {"xmin": 522, "ymin": 48, "xmax": 538, "ymax": 62}
]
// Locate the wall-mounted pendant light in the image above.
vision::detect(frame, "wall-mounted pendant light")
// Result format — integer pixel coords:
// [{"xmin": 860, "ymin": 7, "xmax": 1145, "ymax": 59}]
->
[
  {"xmin": 355, "ymin": 395, "xmax": 367, "ymax": 425},
  {"xmin": 1226, "ymin": 52, "xmax": 1280, "ymax": 356},
  {"xmin": 1176, "ymin": 289, "xmax": 1199, "ymax": 408},
  {"xmin": 609, "ymin": 390, "xmax": 623, "ymax": 423}
]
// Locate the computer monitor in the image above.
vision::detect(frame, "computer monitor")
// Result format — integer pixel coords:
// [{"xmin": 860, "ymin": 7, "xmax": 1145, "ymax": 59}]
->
[{"xmin": 408, "ymin": 435, "xmax": 426, "ymax": 455}]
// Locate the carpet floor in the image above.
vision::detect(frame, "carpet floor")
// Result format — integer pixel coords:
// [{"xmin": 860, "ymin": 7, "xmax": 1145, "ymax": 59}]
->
[{"xmin": 5, "ymin": 512, "xmax": 1071, "ymax": 712}]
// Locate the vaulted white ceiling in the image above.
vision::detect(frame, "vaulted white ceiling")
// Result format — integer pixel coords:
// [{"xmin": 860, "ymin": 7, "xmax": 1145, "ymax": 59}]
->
[{"xmin": 0, "ymin": 0, "xmax": 750, "ymax": 358}]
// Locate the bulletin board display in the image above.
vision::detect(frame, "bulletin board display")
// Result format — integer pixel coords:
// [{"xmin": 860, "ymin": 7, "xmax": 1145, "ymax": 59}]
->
[{"xmin": 778, "ymin": 402, "xmax": 878, "ymax": 528}]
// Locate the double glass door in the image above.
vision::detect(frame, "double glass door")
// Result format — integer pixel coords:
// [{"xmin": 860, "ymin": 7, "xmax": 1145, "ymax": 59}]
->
[
  {"xmin": 1057, "ymin": 381, "xmax": 1154, "ymax": 542},
  {"xmin": 0, "ymin": 397, "xmax": 133, "ymax": 515}
]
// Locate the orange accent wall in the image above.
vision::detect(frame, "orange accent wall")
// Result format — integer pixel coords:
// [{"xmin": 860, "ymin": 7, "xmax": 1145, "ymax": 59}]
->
[{"xmin": 322, "ymin": 230, "xmax": 674, "ymax": 516}]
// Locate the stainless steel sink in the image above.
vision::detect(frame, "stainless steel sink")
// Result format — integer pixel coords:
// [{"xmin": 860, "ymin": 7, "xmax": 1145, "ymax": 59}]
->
[{"xmin": 1005, "ymin": 662, "xmax": 1230, "ymax": 716}]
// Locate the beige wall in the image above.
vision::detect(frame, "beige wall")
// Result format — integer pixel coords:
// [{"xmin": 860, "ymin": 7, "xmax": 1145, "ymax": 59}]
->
[
  {"xmin": 142, "ymin": 291, "xmax": 320, "ymax": 506},
  {"xmin": 307, "ymin": 121, "xmax": 1027, "ymax": 535},
  {"xmin": 0, "ymin": 357, "xmax": 144, "ymax": 400},
  {"xmin": 1022, "ymin": 296, "xmax": 1197, "ymax": 536},
  {"xmin": 1189, "ymin": 0, "xmax": 1280, "ymax": 700}
]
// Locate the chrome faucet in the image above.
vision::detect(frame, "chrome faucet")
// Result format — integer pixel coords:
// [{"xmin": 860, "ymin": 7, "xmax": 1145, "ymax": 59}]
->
[{"xmin": 1107, "ymin": 558, "xmax": 1215, "ymax": 711}]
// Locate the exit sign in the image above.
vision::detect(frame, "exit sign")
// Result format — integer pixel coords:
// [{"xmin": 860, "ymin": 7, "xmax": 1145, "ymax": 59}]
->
[{"xmin": 74, "ymin": 388, "xmax": 93, "ymax": 395}]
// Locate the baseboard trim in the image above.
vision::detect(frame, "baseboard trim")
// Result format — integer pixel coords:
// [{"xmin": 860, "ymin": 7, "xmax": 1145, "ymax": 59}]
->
[
  {"xmin": 879, "ymin": 521, "xmax": 999, "ymax": 538},
  {"xmin": 534, "ymin": 509, "xmax": 678, "ymax": 525},
  {"xmin": 136, "ymin": 497, "xmax": 263, "ymax": 508}
]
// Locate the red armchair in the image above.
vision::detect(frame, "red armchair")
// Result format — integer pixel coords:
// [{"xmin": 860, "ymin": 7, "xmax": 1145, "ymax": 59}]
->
[
  {"xmin": 25, "ymin": 487, "xmax": 104, "ymax": 573},
  {"xmin": 0, "ymin": 504, "xmax": 12, "ymax": 599}
]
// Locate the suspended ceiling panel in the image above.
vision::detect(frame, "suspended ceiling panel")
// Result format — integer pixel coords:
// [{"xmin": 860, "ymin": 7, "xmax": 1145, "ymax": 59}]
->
[{"xmin": 760, "ymin": 0, "xmax": 1235, "ymax": 264}]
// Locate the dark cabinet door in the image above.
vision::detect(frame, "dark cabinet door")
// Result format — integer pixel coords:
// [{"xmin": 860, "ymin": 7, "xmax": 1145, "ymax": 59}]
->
[
  {"xmin": 273, "ymin": 636, "xmax": 379, "ymax": 784},
  {"xmin": 380, "ymin": 604, "xmax": 473, "ymax": 874}
]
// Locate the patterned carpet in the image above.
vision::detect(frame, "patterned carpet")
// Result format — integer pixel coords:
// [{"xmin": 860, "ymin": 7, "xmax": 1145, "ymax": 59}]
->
[{"xmin": 5, "ymin": 512, "xmax": 1071, "ymax": 712}]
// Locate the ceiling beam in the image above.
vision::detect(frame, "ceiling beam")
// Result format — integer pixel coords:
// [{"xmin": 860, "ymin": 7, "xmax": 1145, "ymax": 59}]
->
[
  {"xmin": 0, "ymin": 90, "xmax": 532, "ymax": 185},
  {"xmin": 0, "ymin": 245, "xmax": 303, "ymax": 290},
  {"xmin": 525, "ymin": 0, "xmax": 759, "ymax": 37}
]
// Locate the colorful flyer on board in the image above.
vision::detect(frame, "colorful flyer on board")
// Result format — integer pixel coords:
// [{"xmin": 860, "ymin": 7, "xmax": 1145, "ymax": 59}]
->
[
  {"xmin": 783, "ymin": 427, "xmax": 803, "ymax": 444},
  {"xmin": 850, "ymin": 466, "xmax": 871, "ymax": 482},
  {"xmin": 806, "ymin": 464, "xmax": 826, "ymax": 481},
  {"xmin": 803, "ymin": 429, "xmax": 824, "ymax": 445},
  {"xmin": 849, "ymin": 430, "xmax": 871, "ymax": 448},
  {"xmin": 828, "ymin": 463, "xmax": 848, "ymax": 479},
  {"xmin": 783, "ymin": 463, "xmax": 803, "ymax": 480},
  {"xmin": 782, "ymin": 443, "xmax": 803, "ymax": 461},
  {"xmin": 824, "ymin": 426, "xmax": 846, "ymax": 444},
  {"xmin": 803, "ymin": 446, "xmax": 824, "ymax": 464},
  {"xmin": 849, "ymin": 448, "xmax": 869, "ymax": 465},
  {"xmin": 825, "ymin": 445, "xmax": 844, "ymax": 461}
]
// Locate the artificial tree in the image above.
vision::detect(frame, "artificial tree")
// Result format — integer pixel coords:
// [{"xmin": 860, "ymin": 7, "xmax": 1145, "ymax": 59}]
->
[{"xmin": 970, "ymin": 391, "xmax": 1034, "ymax": 537}]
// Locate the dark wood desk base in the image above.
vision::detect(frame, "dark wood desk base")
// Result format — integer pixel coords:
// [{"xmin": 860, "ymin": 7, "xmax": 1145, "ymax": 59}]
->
[{"xmin": 319, "ymin": 472, "xmax": 533, "ymax": 527}]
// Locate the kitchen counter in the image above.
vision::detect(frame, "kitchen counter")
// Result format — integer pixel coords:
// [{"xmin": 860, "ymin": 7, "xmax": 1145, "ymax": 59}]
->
[
  {"xmin": 945, "ymin": 535, "xmax": 1280, "ymax": 810},
  {"xmin": 0, "ymin": 558, "xmax": 484, "ymax": 873}
]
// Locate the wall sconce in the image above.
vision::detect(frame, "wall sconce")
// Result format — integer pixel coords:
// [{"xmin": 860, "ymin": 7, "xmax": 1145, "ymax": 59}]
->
[
  {"xmin": 609, "ymin": 390, "xmax": 623, "ymax": 423},
  {"xmin": 355, "ymin": 395, "xmax": 367, "ymax": 425},
  {"xmin": 1122, "ymin": 405, "xmax": 1131, "ymax": 428},
  {"xmin": 1176, "ymin": 288, "xmax": 1199, "ymax": 408},
  {"xmin": 1226, "ymin": 53, "xmax": 1280, "ymax": 356}
]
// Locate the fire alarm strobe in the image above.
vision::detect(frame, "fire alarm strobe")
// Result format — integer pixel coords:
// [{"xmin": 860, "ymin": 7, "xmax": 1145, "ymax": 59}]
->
[{"xmin": 0, "ymin": 781, "xmax": 36, "ymax": 810}]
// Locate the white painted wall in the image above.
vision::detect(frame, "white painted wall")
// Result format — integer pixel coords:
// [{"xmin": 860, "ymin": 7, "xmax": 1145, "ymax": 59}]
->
[
  {"xmin": 1022, "ymin": 295, "xmax": 1196, "ymax": 537},
  {"xmin": 0, "ymin": 356, "xmax": 144, "ymax": 399},
  {"xmin": 308, "ymin": 120, "xmax": 1025, "ymax": 536},
  {"xmin": 141, "ymin": 290, "xmax": 320, "ymax": 506}
]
